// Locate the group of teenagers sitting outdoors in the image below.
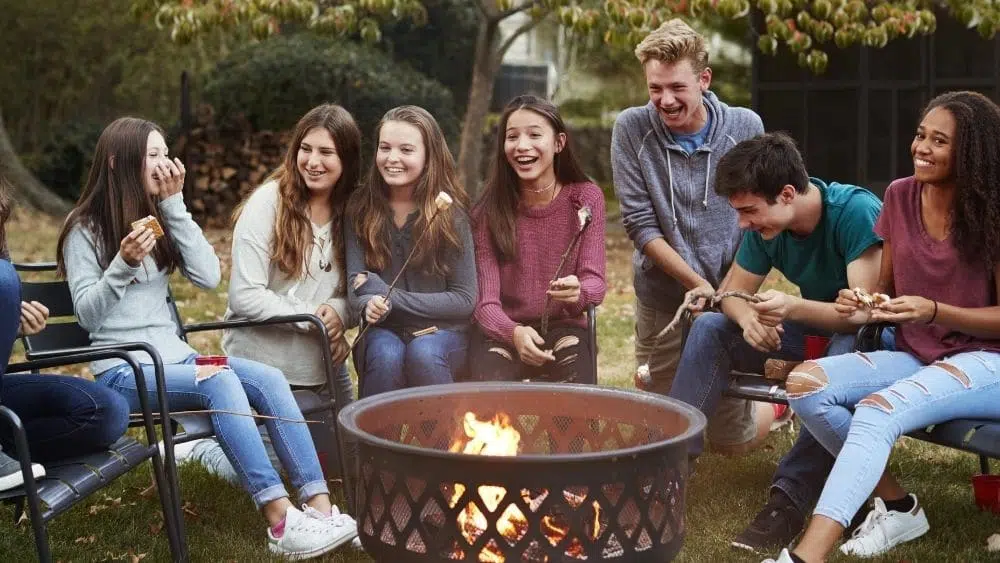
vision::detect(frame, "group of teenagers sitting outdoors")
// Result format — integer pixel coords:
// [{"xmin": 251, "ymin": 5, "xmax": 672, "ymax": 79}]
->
[{"xmin": 0, "ymin": 15, "xmax": 998, "ymax": 563}]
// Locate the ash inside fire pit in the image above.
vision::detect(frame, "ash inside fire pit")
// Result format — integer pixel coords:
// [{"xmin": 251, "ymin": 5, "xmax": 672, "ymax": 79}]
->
[{"xmin": 337, "ymin": 382, "xmax": 706, "ymax": 563}]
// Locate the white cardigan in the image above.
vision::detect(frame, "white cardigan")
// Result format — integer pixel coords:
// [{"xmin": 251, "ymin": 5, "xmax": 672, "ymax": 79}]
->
[{"xmin": 222, "ymin": 181, "xmax": 350, "ymax": 386}]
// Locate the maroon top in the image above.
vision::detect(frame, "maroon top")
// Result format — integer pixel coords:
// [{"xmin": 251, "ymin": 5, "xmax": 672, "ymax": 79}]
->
[
  {"xmin": 876, "ymin": 176, "xmax": 1000, "ymax": 363},
  {"xmin": 473, "ymin": 182, "xmax": 607, "ymax": 345}
]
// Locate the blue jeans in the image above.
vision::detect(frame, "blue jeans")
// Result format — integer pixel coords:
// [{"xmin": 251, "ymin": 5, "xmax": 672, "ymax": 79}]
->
[
  {"xmin": 668, "ymin": 312, "xmax": 855, "ymax": 514},
  {"xmin": 790, "ymin": 347, "xmax": 1000, "ymax": 527},
  {"xmin": 361, "ymin": 328, "xmax": 467, "ymax": 398},
  {"xmin": 1, "ymin": 374, "xmax": 130, "ymax": 463},
  {"xmin": 99, "ymin": 355, "xmax": 328, "ymax": 509},
  {"xmin": 0, "ymin": 259, "xmax": 130, "ymax": 463}
]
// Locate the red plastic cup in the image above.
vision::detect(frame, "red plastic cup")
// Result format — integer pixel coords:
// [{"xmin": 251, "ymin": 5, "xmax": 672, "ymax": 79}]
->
[
  {"xmin": 972, "ymin": 474, "xmax": 1000, "ymax": 513},
  {"xmin": 805, "ymin": 335, "xmax": 831, "ymax": 361},
  {"xmin": 195, "ymin": 355, "xmax": 229, "ymax": 367}
]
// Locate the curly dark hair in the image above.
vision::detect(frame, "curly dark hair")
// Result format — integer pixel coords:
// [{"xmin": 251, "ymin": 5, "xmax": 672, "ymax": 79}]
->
[{"xmin": 922, "ymin": 91, "xmax": 1000, "ymax": 268}]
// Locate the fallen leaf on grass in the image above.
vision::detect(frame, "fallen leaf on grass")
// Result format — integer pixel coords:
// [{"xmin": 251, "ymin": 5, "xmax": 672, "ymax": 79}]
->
[
  {"xmin": 129, "ymin": 551, "xmax": 147, "ymax": 563},
  {"xmin": 149, "ymin": 520, "xmax": 163, "ymax": 535},
  {"xmin": 988, "ymin": 533, "xmax": 1000, "ymax": 552},
  {"xmin": 181, "ymin": 501, "xmax": 199, "ymax": 517},
  {"xmin": 74, "ymin": 535, "xmax": 97, "ymax": 544}
]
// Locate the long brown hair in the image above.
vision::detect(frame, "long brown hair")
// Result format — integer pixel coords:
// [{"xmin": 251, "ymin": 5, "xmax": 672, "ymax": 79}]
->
[
  {"xmin": 56, "ymin": 117, "xmax": 182, "ymax": 275},
  {"xmin": 346, "ymin": 105, "xmax": 469, "ymax": 276},
  {"xmin": 474, "ymin": 95, "xmax": 590, "ymax": 262},
  {"xmin": 0, "ymin": 173, "xmax": 12, "ymax": 257},
  {"xmin": 234, "ymin": 104, "xmax": 361, "ymax": 283}
]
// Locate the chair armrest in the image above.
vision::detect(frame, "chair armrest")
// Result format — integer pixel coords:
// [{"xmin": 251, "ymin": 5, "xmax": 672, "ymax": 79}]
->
[
  {"xmin": 13, "ymin": 342, "xmax": 156, "ymax": 373},
  {"xmin": 12, "ymin": 261, "xmax": 58, "ymax": 272},
  {"xmin": 184, "ymin": 314, "xmax": 356, "ymax": 414},
  {"xmin": 182, "ymin": 314, "xmax": 327, "ymax": 336},
  {"xmin": 853, "ymin": 322, "xmax": 892, "ymax": 353}
]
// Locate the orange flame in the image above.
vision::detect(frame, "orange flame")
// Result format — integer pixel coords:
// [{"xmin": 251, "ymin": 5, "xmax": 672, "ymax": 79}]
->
[{"xmin": 447, "ymin": 412, "xmax": 601, "ymax": 562}]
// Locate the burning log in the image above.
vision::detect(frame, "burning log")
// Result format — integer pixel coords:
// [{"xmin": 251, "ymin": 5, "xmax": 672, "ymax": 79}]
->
[
  {"xmin": 634, "ymin": 289, "xmax": 761, "ymax": 390},
  {"xmin": 540, "ymin": 206, "xmax": 594, "ymax": 336}
]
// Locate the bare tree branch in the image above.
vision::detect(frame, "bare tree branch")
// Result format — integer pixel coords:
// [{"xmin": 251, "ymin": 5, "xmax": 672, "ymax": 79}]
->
[{"xmin": 496, "ymin": 12, "xmax": 544, "ymax": 62}]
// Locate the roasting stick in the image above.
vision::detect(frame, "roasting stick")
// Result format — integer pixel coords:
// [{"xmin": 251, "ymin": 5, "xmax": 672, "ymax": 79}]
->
[
  {"xmin": 129, "ymin": 410, "xmax": 321, "ymax": 424},
  {"xmin": 349, "ymin": 191, "xmax": 455, "ymax": 352},
  {"xmin": 540, "ymin": 206, "xmax": 593, "ymax": 336},
  {"xmin": 634, "ymin": 289, "xmax": 761, "ymax": 389}
]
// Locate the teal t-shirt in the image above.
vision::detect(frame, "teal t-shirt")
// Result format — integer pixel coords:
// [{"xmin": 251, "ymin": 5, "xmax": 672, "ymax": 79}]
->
[{"xmin": 735, "ymin": 178, "xmax": 883, "ymax": 303}]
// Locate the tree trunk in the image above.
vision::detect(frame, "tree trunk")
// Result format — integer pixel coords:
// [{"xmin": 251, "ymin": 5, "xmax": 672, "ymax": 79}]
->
[
  {"xmin": 456, "ymin": 17, "xmax": 502, "ymax": 198},
  {"xmin": 0, "ymin": 108, "xmax": 71, "ymax": 216}
]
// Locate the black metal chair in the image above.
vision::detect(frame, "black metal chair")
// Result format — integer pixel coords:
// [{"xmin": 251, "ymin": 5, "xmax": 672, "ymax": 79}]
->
[
  {"xmin": 1, "ymin": 342, "xmax": 187, "ymax": 562},
  {"xmin": 14, "ymin": 262, "xmax": 357, "ymax": 514}
]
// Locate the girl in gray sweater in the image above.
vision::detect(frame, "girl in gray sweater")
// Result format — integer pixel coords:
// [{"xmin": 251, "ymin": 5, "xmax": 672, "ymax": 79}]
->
[
  {"xmin": 56, "ymin": 117, "xmax": 356, "ymax": 559},
  {"xmin": 345, "ymin": 106, "xmax": 477, "ymax": 397}
]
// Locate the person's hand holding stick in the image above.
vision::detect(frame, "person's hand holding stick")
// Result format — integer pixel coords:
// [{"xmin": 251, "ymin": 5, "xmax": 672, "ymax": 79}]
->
[
  {"xmin": 540, "ymin": 206, "xmax": 593, "ymax": 336},
  {"xmin": 634, "ymin": 289, "xmax": 762, "ymax": 390},
  {"xmin": 349, "ymin": 191, "xmax": 454, "ymax": 352}
]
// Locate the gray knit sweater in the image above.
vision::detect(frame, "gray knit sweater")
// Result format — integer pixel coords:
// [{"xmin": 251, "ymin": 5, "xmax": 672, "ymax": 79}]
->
[
  {"xmin": 611, "ymin": 91, "xmax": 764, "ymax": 310},
  {"xmin": 63, "ymin": 193, "xmax": 221, "ymax": 374}
]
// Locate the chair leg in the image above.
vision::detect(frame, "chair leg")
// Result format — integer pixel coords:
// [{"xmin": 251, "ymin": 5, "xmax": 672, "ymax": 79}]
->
[
  {"xmin": 980, "ymin": 455, "xmax": 991, "ymax": 475},
  {"xmin": 150, "ymin": 448, "xmax": 185, "ymax": 562}
]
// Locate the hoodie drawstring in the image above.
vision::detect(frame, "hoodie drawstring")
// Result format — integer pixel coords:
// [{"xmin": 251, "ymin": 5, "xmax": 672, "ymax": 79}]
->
[
  {"xmin": 666, "ymin": 150, "xmax": 677, "ymax": 222},
  {"xmin": 702, "ymin": 152, "xmax": 711, "ymax": 208}
]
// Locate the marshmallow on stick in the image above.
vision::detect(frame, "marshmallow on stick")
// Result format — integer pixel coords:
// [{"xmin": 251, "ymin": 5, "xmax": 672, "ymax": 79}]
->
[
  {"xmin": 350, "ymin": 191, "xmax": 455, "ymax": 352},
  {"xmin": 540, "ymin": 206, "xmax": 593, "ymax": 336}
]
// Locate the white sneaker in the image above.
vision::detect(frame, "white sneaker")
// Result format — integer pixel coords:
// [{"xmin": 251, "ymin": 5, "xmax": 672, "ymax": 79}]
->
[
  {"xmin": 839, "ymin": 494, "xmax": 929, "ymax": 557},
  {"xmin": 761, "ymin": 547, "xmax": 796, "ymax": 563},
  {"xmin": 268, "ymin": 505, "xmax": 356, "ymax": 560},
  {"xmin": 157, "ymin": 438, "xmax": 207, "ymax": 465},
  {"xmin": 0, "ymin": 451, "xmax": 44, "ymax": 493},
  {"xmin": 302, "ymin": 504, "xmax": 358, "ymax": 529}
]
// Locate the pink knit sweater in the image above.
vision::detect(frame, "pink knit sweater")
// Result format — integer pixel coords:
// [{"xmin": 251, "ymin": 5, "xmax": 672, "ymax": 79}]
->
[{"xmin": 473, "ymin": 182, "xmax": 607, "ymax": 345}]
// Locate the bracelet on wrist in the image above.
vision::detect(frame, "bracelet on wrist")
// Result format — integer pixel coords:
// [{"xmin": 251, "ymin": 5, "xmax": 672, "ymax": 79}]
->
[{"xmin": 926, "ymin": 300, "xmax": 938, "ymax": 324}]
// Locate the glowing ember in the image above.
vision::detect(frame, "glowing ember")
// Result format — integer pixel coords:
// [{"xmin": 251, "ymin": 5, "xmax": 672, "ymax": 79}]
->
[{"xmin": 447, "ymin": 412, "xmax": 602, "ymax": 562}]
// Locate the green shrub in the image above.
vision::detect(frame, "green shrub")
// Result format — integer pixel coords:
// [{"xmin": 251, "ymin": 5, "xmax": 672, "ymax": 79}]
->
[{"xmin": 203, "ymin": 34, "xmax": 460, "ymax": 153}]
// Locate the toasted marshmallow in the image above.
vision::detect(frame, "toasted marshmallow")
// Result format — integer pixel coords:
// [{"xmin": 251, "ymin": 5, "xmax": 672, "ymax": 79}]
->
[{"xmin": 434, "ymin": 191, "xmax": 453, "ymax": 211}]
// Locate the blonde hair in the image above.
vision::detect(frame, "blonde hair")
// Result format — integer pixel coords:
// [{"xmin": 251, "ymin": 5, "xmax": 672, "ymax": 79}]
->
[{"xmin": 634, "ymin": 18, "xmax": 709, "ymax": 72}]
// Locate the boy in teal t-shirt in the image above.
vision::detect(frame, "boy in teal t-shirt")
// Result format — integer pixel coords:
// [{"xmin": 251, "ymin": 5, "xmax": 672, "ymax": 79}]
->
[{"xmin": 667, "ymin": 132, "xmax": 884, "ymax": 552}]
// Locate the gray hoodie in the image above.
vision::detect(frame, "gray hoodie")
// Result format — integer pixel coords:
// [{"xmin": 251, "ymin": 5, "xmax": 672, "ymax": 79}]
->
[{"xmin": 611, "ymin": 91, "xmax": 764, "ymax": 310}]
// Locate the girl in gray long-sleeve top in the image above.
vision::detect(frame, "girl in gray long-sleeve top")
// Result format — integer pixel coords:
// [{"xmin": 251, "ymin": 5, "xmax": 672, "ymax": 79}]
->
[
  {"xmin": 345, "ymin": 106, "xmax": 476, "ymax": 397},
  {"xmin": 56, "ymin": 118, "xmax": 357, "ymax": 559}
]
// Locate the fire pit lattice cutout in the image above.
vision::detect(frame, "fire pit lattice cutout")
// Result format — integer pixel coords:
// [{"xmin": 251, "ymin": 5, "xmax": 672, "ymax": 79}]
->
[{"xmin": 341, "ymin": 383, "xmax": 704, "ymax": 562}]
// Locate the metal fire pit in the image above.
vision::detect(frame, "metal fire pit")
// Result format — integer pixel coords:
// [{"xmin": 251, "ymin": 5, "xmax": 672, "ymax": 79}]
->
[{"xmin": 338, "ymin": 382, "xmax": 706, "ymax": 562}]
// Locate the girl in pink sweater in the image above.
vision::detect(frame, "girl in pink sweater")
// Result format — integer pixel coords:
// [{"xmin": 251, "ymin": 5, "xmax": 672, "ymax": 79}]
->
[{"xmin": 471, "ymin": 95, "xmax": 606, "ymax": 383}]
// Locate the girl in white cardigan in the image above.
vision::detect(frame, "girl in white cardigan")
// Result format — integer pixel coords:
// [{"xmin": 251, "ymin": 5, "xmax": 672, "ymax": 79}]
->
[{"xmin": 174, "ymin": 104, "xmax": 362, "ymax": 508}]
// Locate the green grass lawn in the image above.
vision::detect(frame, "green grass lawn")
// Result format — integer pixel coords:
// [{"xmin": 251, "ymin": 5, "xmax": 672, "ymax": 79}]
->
[{"xmin": 2, "ymin": 208, "xmax": 998, "ymax": 562}]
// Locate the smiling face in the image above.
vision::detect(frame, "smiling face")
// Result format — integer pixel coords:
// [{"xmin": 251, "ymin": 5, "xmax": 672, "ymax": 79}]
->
[
  {"xmin": 644, "ymin": 58, "xmax": 711, "ymax": 134},
  {"xmin": 296, "ymin": 127, "xmax": 343, "ymax": 196},
  {"xmin": 911, "ymin": 106, "xmax": 956, "ymax": 185},
  {"xmin": 142, "ymin": 130, "xmax": 170, "ymax": 196},
  {"xmin": 376, "ymin": 120, "xmax": 426, "ymax": 192},
  {"xmin": 503, "ymin": 108, "xmax": 565, "ymax": 186},
  {"xmin": 729, "ymin": 187, "xmax": 797, "ymax": 240}
]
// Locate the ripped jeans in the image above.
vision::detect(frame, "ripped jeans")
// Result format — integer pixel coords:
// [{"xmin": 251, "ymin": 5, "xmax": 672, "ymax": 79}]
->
[
  {"xmin": 787, "ymin": 349, "xmax": 1000, "ymax": 527},
  {"xmin": 99, "ymin": 354, "xmax": 328, "ymax": 509}
]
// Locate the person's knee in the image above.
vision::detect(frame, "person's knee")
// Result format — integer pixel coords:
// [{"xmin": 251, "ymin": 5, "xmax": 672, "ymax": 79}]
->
[
  {"xmin": 405, "ymin": 340, "xmax": 449, "ymax": 372},
  {"xmin": 91, "ymin": 385, "xmax": 131, "ymax": 446},
  {"xmin": 689, "ymin": 311, "xmax": 731, "ymax": 336},
  {"xmin": 785, "ymin": 360, "xmax": 830, "ymax": 400}
]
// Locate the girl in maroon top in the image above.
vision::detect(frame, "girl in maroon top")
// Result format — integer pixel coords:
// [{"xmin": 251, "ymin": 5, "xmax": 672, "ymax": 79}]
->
[
  {"xmin": 764, "ymin": 92, "xmax": 1000, "ymax": 563},
  {"xmin": 471, "ymin": 95, "xmax": 606, "ymax": 383}
]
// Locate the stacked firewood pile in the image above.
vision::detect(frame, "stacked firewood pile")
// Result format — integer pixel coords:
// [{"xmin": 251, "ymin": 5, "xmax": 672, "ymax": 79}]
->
[{"xmin": 177, "ymin": 104, "xmax": 291, "ymax": 228}]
